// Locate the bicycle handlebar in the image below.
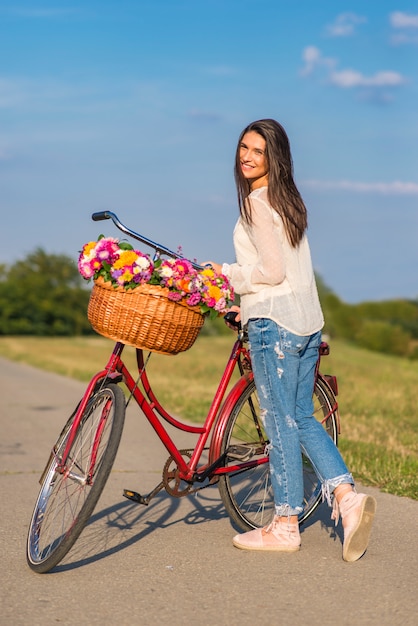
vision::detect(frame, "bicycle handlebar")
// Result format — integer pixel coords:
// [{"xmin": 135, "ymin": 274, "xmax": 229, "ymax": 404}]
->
[{"xmin": 91, "ymin": 211, "xmax": 203, "ymax": 270}]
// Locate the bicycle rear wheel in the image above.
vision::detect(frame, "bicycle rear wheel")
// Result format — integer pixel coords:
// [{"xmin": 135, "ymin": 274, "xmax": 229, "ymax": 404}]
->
[
  {"xmin": 218, "ymin": 376, "xmax": 338, "ymax": 531},
  {"xmin": 27, "ymin": 383, "xmax": 125, "ymax": 573}
]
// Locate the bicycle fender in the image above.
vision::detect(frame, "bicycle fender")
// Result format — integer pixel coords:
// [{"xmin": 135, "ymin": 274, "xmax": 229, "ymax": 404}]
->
[
  {"xmin": 209, "ymin": 372, "xmax": 253, "ymax": 465},
  {"xmin": 317, "ymin": 372, "xmax": 341, "ymax": 434},
  {"xmin": 209, "ymin": 371, "xmax": 341, "ymax": 465}
]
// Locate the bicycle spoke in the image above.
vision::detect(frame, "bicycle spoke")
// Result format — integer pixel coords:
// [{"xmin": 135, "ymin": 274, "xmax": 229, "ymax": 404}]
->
[
  {"xmin": 27, "ymin": 384, "xmax": 125, "ymax": 573},
  {"xmin": 218, "ymin": 376, "xmax": 338, "ymax": 531}
]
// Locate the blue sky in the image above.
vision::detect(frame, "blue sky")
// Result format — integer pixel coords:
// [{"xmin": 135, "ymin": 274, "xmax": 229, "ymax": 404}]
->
[{"xmin": 1, "ymin": 0, "xmax": 417, "ymax": 303}]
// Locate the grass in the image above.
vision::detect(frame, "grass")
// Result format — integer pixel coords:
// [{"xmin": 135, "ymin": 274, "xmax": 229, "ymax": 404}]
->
[{"xmin": 1, "ymin": 334, "xmax": 417, "ymax": 500}]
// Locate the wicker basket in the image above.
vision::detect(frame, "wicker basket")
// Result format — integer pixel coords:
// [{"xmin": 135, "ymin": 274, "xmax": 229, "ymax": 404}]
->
[{"xmin": 87, "ymin": 277, "xmax": 205, "ymax": 355}]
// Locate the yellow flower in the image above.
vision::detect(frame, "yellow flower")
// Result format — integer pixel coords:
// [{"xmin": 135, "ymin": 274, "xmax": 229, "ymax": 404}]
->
[
  {"xmin": 201, "ymin": 268, "xmax": 215, "ymax": 279},
  {"xmin": 113, "ymin": 250, "xmax": 138, "ymax": 269},
  {"xmin": 84, "ymin": 241, "xmax": 97, "ymax": 257},
  {"xmin": 120, "ymin": 269, "xmax": 134, "ymax": 282},
  {"xmin": 208, "ymin": 284, "xmax": 222, "ymax": 301}
]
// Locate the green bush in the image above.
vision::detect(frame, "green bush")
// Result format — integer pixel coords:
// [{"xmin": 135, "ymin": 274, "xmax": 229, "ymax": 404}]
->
[
  {"xmin": 354, "ymin": 320, "xmax": 411, "ymax": 356},
  {"xmin": 0, "ymin": 249, "xmax": 92, "ymax": 336}
]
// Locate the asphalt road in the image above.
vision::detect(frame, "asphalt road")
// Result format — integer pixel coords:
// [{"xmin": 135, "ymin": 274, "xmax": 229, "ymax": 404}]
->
[{"xmin": 0, "ymin": 356, "xmax": 417, "ymax": 626}]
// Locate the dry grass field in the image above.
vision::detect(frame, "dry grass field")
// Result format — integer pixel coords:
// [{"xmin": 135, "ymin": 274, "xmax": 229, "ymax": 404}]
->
[{"xmin": 1, "ymin": 334, "xmax": 416, "ymax": 499}]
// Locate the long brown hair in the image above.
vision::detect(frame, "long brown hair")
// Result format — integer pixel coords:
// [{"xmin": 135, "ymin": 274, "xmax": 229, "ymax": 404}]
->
[{"xmin": 234, "ymin": 119, "xmax": 308, "ymax": 247}]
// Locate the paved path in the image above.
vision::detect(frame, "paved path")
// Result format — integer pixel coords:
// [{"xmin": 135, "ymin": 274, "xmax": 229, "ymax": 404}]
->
[{"xmin": 0, "ymin": 356, "xmax": 417, "ymax": 626}]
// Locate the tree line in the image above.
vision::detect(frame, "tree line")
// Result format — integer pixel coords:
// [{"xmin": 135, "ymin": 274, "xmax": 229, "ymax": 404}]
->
[
  {"xmin": 0, "ymin": 249, "xmax": 91, "ymax": 336},
  {"xmin": 1, "ymin": 249, "xmax": 417, "ymax": 358}
]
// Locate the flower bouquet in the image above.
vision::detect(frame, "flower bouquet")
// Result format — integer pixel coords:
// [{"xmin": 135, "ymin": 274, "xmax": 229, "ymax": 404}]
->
[{"xmin": 78, "ymin": 236, "xmax": 234, "ymax": 354}]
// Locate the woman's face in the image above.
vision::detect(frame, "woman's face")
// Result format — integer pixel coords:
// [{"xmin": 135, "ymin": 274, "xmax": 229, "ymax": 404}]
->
[{"xmin": 239, "ymin": 130, "xmax": 269, "ymax": 189}]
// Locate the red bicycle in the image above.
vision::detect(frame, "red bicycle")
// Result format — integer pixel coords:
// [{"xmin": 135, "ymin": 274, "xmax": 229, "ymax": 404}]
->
[{"xmin": 26, "ymin": 211, "xmax": 340, "ymax": 573}]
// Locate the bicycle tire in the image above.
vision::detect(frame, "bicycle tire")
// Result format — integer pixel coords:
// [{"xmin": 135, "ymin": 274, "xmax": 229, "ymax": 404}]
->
[
  {"xmin": 27, "ymin": 383, "xmax": 125, "ymax": 573},
  {"xmin": 218, "ymin": 376, "xmax": 338, "ymax": 531}
]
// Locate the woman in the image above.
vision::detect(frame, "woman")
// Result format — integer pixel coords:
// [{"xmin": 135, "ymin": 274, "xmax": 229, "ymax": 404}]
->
[{"xmin": 206, "ymin": 119, "xmax": 376, "ymax": 562}]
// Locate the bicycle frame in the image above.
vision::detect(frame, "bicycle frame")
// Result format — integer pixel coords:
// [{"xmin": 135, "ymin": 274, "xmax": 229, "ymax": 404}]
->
[
  {"xmin": 51, "ymin": 329, "xmax": 248, "ymax": 485},
  {"xmin": 52, "ymin": 331, "xmax": 338, "ymax": 496}
]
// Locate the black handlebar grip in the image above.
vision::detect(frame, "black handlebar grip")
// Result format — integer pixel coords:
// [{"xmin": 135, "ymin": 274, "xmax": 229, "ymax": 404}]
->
[
  {"xmin": 224, "ymin": 311, "xmax": 241, "ymax": 330},
  {"xmin": 92, "ymin": 211, "xmax": 110, "ymax": 221}
]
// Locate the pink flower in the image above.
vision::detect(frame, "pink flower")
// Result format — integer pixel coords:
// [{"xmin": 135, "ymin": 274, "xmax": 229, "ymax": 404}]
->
[
  {"xmin": 95, "ymin": 237, "xmax": 119, "ymax": 263},
  {"xmin": 186, "ymin": 291, "xmax": 202, "ymax": 306},
  {"xmin": 167, "ymin": 291, "xmax": 183, "ymax": 302},
  {"xmin": 78, "ymin": 236, "xmax": 234, "ymax": 317}
]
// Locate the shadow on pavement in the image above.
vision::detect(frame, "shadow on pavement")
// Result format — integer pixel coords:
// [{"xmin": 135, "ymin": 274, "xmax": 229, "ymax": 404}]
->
[
  {"xmin": 51, "ymin": 483, "xmax": 344, "ymax": 574},
  {"xmin": 53, "ymin": 486, "xmax": 228, "ymax": 573}
]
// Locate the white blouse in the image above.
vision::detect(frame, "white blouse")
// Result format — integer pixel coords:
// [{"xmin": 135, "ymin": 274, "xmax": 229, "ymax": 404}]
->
[{"xmin": 223, "ymin": 187, "xmax": 324, "ymax": 336}]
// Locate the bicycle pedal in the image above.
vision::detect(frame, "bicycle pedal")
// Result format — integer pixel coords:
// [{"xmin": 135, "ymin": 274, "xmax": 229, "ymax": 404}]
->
[{"xmin": 123, "ymin": 489, "xmax": 148, "ymax": 505}]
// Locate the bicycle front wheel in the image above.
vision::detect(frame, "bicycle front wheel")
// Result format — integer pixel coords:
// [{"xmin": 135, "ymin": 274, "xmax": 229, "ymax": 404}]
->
[
  {"xmin": 27, "ymin": 383, "xmax": 125, "ymax": 573},
  {"xmin": 218, "ymin": 376, "xmax": 338, "ymax": 531}
]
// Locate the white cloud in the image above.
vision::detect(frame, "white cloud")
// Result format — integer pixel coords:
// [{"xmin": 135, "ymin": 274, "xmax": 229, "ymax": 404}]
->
[
  {"xmin": 389, "ymin": 12, "xmax": 418, "ymax": 45},
  {"xmin": 303, "ymin": 179, "xmax": 418, "ymax": 196},
  {"xmin": 390, "ymin": 12, "xmax": 418, "ymax": 28},
  {"xmin": 325, "ymin": 13, "xmax": 366, "ymax": 37},
  {"xmin": 391, "ymin": 32, "xmax": 418, "ymax": 45},
  {"xmin": 329, "ymin": 69, "xmax": 406, "ymax": 88},
  {"xmin": 300, "ymin": 46, "xmax": 407, "ymax": 100},
  {"xmin": 300, "ymin": 46, "xmax": 336, "ymax": 76}
]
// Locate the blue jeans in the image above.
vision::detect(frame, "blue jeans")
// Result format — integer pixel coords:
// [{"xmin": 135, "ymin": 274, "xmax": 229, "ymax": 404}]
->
[{"xmin": 248, "ymin": 318, "xmax": 353, "ymax": 516}]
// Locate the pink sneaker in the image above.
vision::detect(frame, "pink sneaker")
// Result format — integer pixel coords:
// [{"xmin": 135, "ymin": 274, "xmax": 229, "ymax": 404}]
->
[
  {"xmin": 232, "ymin": 519, "xmax": 301, "ymax": 552},
  {"xmin": 332, "ymin": 491, "xmax": 377, "ymax": 562}
]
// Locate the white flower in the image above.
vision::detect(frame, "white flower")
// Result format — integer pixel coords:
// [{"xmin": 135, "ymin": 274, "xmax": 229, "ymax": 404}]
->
[
  {"xmin": 135, "ymin": 256, "xmax": 151, "ymax": 270},
  {"xmin": 160, "ymin": 266, "xmax": 174, "ymax": 278}
]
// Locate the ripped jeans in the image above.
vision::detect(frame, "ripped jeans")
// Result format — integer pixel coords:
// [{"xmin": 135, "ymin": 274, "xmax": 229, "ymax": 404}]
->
[{"xmin": 248, "ymin": 318, "xmax": 353, "ymax": 517}]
